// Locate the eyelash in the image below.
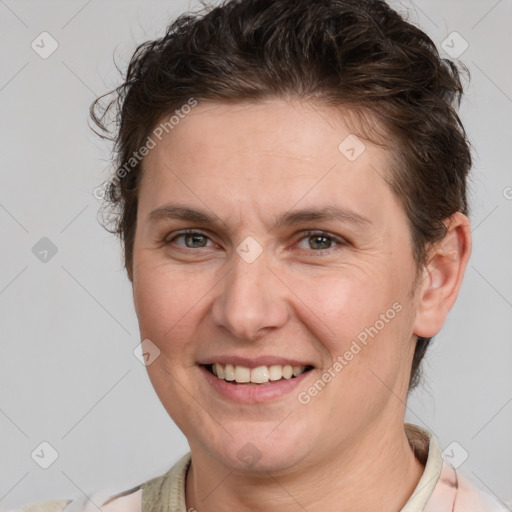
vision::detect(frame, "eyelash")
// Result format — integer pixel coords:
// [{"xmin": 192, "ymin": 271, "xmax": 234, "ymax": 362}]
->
[{"xmin": 163, "ymin": 229, "xmax": 347, "ymax": 255}]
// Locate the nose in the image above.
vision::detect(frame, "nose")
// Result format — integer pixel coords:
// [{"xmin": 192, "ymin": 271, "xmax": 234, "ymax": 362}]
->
[{"xmin": 211, "ymin": 247, "xmax": 289, "ymax": 341}]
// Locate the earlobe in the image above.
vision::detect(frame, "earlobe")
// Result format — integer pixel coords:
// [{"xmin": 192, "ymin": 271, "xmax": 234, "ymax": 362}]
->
[{"xmin": 413, "ymin": 213, "xmax": 472, "ymax": 338}]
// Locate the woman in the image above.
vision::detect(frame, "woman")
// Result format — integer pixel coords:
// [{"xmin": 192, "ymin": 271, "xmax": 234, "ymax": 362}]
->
[{"xmin": 15, "ymin": 0, "xmax": 507, "ymax": 510}]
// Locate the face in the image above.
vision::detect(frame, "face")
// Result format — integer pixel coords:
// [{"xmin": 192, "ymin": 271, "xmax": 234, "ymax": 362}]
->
[{"xmin": 132, "ymin": 98, "xmax": 421, "ymax": 473}]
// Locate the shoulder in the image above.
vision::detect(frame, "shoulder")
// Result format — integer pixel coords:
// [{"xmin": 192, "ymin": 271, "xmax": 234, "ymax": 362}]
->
[
  {"xmin": 11, "ymin": 486, "xmax": 142, "ymax": 512},
  {"xmin": 11, "ymin": 454, "xmax": 191, "ymax": 512},
  {"xmin": 417, "ymin": 429, "xmax": 509, "ymax": 512},
  {"xmin": 9, "ymin": 499, "xmax": 72, "ymax": 512},
  {"xmin": 454, "ymin": 470, "xmax": 510, "ymax": 512},
  {"xmin": 429, "ymin": 461, "xmax": 509, "ymax": 511}
]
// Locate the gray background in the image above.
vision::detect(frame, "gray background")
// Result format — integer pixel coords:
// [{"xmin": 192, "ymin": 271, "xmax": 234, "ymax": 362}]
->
[{"xmin": 0, "ymin": 0, "xmax": 511, "ymax": 509}]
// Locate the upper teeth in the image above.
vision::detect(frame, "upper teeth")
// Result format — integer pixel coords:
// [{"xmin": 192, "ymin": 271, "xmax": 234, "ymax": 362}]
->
[{"xmin": 211, "ymin": 363, "xmax": 307, "ymax": 383}]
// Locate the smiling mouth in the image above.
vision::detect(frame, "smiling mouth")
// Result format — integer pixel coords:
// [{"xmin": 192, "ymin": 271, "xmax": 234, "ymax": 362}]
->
[{"xmin": 203, "ymin": 363, "xmax": 314, "ymax": 385}]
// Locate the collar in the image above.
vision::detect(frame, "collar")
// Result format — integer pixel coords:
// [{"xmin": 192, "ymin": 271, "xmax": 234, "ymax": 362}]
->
[{"xmin": 139, "ymin": 423, "xmax": 450, "ymax": 512}]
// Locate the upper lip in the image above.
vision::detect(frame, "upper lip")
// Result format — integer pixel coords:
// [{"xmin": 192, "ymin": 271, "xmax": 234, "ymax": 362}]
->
[{"xmin": 198, "ymin": 356, "xmax": 315, "ymax": 368}]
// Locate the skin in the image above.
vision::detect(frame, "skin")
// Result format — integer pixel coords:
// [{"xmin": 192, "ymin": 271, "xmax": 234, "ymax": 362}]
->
[{"xmin": 131, "ymin": 98, "xmax": 471, "ymax": 512}]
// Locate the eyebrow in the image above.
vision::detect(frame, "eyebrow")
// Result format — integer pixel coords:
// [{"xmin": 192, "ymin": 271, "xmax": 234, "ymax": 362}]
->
[{"xmin": 146, "ymin": 204, "xmax": 372, "ymax": 232}]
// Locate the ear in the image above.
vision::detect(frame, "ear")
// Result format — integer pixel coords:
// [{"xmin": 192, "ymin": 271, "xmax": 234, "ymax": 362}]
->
[{"xmin": 413, "ymin": 212, "xmax": 472, "ymax": 338}]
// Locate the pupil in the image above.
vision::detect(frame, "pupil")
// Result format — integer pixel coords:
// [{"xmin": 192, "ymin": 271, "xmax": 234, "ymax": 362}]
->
[
  {"xmin": 187, "ymin": 234, "xmax": 206, "ymax": 248},
  {"xmin": 312, "ymin": 235, "xmax": 329, "ymax": 250}
]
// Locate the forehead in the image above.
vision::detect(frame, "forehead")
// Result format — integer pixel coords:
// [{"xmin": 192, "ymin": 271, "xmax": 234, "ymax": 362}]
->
[
  {"xmin": 147, "ymin": 98, "xmax": 387, "ymax": 165},
  {"xmin": 138, "ymin": 98, "xmax": 398, "ymax": 226}
]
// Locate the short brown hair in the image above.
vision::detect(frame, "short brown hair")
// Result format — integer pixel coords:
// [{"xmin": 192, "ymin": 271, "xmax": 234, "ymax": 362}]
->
[{"xmin": 90, "ymin": 0, "xmax": 472, "ymax": 392}]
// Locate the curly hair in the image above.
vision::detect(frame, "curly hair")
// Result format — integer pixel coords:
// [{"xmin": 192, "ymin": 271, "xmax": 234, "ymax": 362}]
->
[{"xmin": 90, "ymin": 0, "xmax": 472, "ymax": 392}]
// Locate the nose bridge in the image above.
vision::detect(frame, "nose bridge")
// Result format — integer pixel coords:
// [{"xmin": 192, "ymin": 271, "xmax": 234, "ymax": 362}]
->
[{"xmin": 211, "ymin": 245, "xmax": 287, "ymax": 340}]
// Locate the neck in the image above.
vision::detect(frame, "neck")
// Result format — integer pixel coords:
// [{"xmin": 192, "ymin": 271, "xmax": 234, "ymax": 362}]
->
[{"xmin": 185, "ymin": 422, "xmax": 425, "ymax": 512}]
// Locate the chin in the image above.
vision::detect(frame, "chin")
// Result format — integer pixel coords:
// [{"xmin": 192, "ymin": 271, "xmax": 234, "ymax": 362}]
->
[{"xmin": 200, "ymin": 424, "xmax": 313, "ymax": 474}]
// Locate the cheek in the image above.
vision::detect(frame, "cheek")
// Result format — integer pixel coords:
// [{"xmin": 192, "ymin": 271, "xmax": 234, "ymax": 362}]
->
[
  {"xmin": 291, "ymin": 270, "xmax": 401, "ymax": 343},
  {"xmin": 295, "ymin": 270, "xmax": 413, "ymax": 393},
  {"xmin": 133, "ymin": 263, "xmax": 199, "ymax": 351}
]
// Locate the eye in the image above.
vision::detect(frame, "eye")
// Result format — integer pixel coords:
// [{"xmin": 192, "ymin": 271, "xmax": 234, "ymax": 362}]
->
[
  {"xmin": 295, "ymin": 230, "xmax": 346, "ymax": 253},
  {"xmin": 163, "ymin": 229, "xmax": 347, "ymax": 254},
  {"xmin": 165, "ymin": 230, "xmax": 215, "ymax": 249}
]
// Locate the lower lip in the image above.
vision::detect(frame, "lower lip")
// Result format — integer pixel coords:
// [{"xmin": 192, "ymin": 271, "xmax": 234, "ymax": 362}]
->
[{"xmin": 199, "ymin": 365, "xmax": 313, "ymax": 404}]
